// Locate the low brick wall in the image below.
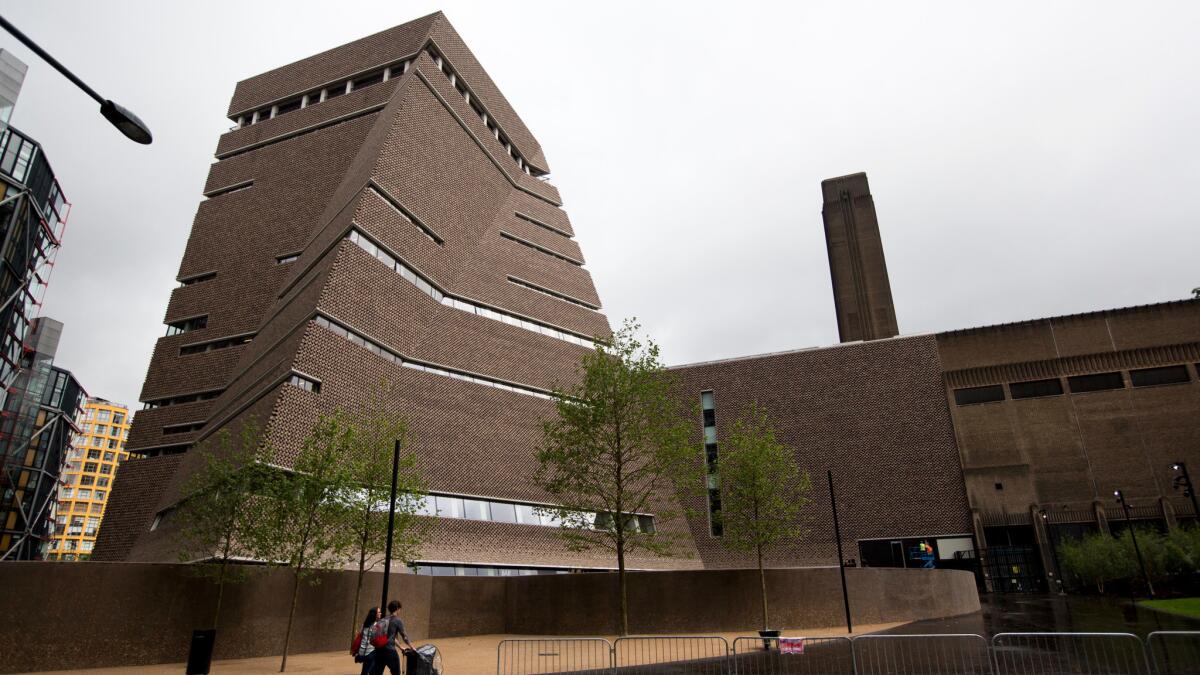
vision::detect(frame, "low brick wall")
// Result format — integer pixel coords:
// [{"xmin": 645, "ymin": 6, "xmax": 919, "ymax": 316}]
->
[{"xmin": 0, "ymin": 562, "xmax": 978, "ymax": 673}]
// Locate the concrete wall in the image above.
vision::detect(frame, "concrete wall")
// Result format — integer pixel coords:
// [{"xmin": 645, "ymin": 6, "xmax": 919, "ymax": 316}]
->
[{"xmin": 0, "ymin": 562, "xmax": 978, "ymax": 673}]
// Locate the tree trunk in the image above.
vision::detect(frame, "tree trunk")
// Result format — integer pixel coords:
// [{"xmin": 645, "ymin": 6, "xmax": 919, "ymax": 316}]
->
[
  {"xmin": 351, "ymin": 514, "xmax": 368, "ymax": 637},
  {"xmin": 617, "ymin": 542, "xmax": 629, "ymax": 636},
  {"xmin": 213, "ymin": 555, "xmax": 228, "ymax": 631},
  {"xmin": 757, "ymin": 543, "xmax": 768, "ymax": 631},
  {"xmin": 280, "ymin": 566, "xmax": 302, "ymax": 672}
]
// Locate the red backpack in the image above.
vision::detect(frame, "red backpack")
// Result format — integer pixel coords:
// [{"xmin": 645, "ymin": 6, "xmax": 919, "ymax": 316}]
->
[
  {"xmin": 370, "ymin": 618, "xmax": 391, "ymax": 649},
  {"xmin": 350, "ymin": 632, "xmax": 362, "ymax": 656}
]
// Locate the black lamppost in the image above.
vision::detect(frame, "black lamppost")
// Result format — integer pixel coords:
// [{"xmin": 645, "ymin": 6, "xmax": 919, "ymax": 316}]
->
[
  {"xmin": 827, "ymin": 470, "xmax": 852, "ymax": 634},
  {"xmin": 1114, "ymin": 490, "xmax": 1155, "ymax": 598},
  {"xmin": 1172, "ymin": 462, "xmax": 1200, "ymax": 522},
  {"xmin": 0, "ymin": 15, "xmax": 152, "ymax": 144},
  {"xmin": 379, "ymin": 439, "xmax": 401, "ymax": 611},
  {"xmin": 1038, "ymin": 510, "xmax": 1066, "ymax": 595}
]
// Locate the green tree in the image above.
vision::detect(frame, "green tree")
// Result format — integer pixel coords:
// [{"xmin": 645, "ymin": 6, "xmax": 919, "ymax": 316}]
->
[
  {"xmin": 172, "ymin": 419, "xmax": 275, "ymax": 630},
  {"xmin": 344, "ymin": 389, "xmax": 426, "ymax": 637},
  {"xmin": 260, "ymin": 411, "xmax": 360, "ymax": 672},
  {"xmin": 535, "ymin": 319, "xmax": 703, "ymax": 635},
  {"xmin": 1060, "ymin": 531, "xmax": 1136, "ymax": 593},
  {"xmin": 716, "ymin": 404, "xmax": 811, "ymax": 630}
]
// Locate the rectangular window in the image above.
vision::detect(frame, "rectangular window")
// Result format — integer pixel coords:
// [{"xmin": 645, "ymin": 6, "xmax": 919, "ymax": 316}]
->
[
  {"xmin": 515, "ymin": 504, "xmax": 538, "ymax": 525},
  {"xmin": 462, "ymin": 499, "xmax": 490, "ymax": 521},
  {"xmin": 99, "ymin": 464, "xmax": 112, "ymax": 475},
  {"xmin": 434, "ymin": 495, "xmax": 463, "ymax": 518},
  {"xmin": 1009, "ymin": 378, "xmax": 1064, "ymax": 399},
  {"xmin": 352, "ymin": 72, "xmax": 384, "ymax": 90},
  {"xmin": 97, "ymin": 477, "xmax": 109, "ymax": 488},
  {"xmin": 165, "ymin": 315, "xmax": 207, "ymax": 336},
  {"xmin": 325, "ymin": 83, "xmax": 346, "ymax": 99},
  {"xmin": 103, "ymin": 452, "xmax": 115, "ymax": 461},
  {"xmin": 113, "ymin": 413, "xmax": 125, "ymax": 425},
  {"xmin": 84, "ymin": 462, "xmax": 98, "ymax": 473},
  {"xmin": 276, "ymin": 253, "xmax": 300, "ymax": 265},
  {"xmin": 1068, "ymin": 372, "xmax": 1125, "ymax": 393},
  {"xmin": 275, "ymin": 98, "xmax": 302, "ymax": 115},
  {"xmin": 79, "ymin": 475, "xmax": 94, "ymax": 486},
  {"xmin": 1130, "ymin": 365, "xmax": 1190, "ymax": 388},
  {"xmin": 489, "ymin": 502, "xmax": 517, "ymax": 524},
  {"xmin": 287, "ymin": 374, "xmax": 321, "ymax": 393},
  {"xmin": 87, "ymin": 450, "xmax": 100, "ymax": 459},
  {"xmin": 953, "ymin": 385, "xmax": 1005, "ymax": 406}
]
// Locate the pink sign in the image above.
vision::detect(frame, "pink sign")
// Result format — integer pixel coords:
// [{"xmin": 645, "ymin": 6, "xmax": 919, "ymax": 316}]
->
[{"xmin": 779, "ymin": 637, "xmax": 806, "ymax": 654}]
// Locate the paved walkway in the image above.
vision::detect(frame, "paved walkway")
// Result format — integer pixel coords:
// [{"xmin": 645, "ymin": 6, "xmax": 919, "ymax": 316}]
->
[{"xmin": 31, "ymin": 624, "xmax": 904, "ymax": 675}]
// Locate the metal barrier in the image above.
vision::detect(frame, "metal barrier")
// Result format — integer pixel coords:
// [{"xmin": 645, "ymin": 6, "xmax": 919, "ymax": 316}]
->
[
  {"xmin": 497, "ymin": 638, "xmax": 614, "ymax": 675},
  {"xmin": 852, "ymin": 634, "xmax": 992, "ymax": 674},
  {"xmin": 1147, "ymin": 632, "xmax": 1200, "ymax": 675},
  {"xmin": 730, "ymin": 636, "xmax": 855, "ymax": 675},
  {"xmin": 613, "ymin": 636, "xmax": 730, "ymax": 674},
  {"xmin": 992, "ymin": 632, "xmax": 1152, "ymax": 675}
]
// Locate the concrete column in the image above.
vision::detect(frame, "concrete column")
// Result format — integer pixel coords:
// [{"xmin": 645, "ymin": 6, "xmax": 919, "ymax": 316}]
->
[
  {"xmin": 1161, "ymin": 497, "xmax": 1178, "ymax": 531},
  {"xmin": 1030, "ymin": 504, "xmax": 1060, "ymax": 593},
  {"xmin": 1094, "ymin": 500, "xmax": 1111, "ymax": 535}
]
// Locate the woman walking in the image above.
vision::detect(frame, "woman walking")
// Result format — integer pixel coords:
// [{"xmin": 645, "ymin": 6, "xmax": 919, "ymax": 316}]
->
[{"xmin": 354, "ymin": 607, "xmax": 381, "ymax": 675}]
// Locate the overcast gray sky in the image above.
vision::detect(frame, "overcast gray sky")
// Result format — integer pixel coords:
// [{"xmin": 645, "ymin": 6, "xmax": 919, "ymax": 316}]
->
[{"xmin": 3, "ymin": 1, "xmax": 1198, "ymax": 410}]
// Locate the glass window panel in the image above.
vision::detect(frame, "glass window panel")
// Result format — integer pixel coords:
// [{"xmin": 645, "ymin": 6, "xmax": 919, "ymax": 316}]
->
[
  {"xmin": 515, "ymin": 504, "xmax": 538, "ymax": 525},
  {"xmin": 704, "ymin": 426, "xmax": 717, "ymax": 444},
  {"xmin": 490, "ymin": 502, "xmax": 517, "ymax": 523},
  {"xmin": 434, "ymin": 495, "xmax": 463, "ymax": 518},
  {"xmin": 701, "ymin": 391, "xmax": 715, "ymax": 410},
  {"xmin": 462, "ymin": 498, "xmax": 490, "ymax": 521}
]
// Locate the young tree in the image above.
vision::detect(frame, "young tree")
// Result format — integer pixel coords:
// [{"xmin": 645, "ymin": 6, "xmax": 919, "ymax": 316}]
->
[
  {"xmin": 344, "ymin": 389, "xmax": 427, "ymax": 637},
  {"xmin": 173, "ymin": 419, "xmax": 275, "ymax": 630},
  {"xmin": 1059, "ymin": 532, "xmax": 1136, "ymax": 593},
  {"xmin": 260, "ymin": 411, "xmax": 360, "ymax": 672},
  {"xmin": 716, "ymin": 403, "xmax": 811, "ymax": 631},
  {"xmin": 535, "ymin": 319, "xmax": 703, "ymax": 635}
]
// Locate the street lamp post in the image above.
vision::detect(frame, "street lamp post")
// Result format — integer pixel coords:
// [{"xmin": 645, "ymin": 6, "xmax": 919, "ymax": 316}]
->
[
  {"xmin": 1113, "ymin": 490, "xmax": 1155, "ymax": 598},
  {"xmin": 379, "ymin": 439, "xmax": 401, "ymax": 611},
  {"xmin": 827, "ymin": 470, "xmax": 852, "ymax": 634},
  {"xmin": 1038, "ymin": 510, "xmax": 1066, "ymax": 595},
  {"xmin": 1172, "ymin": 462, "xmax": 1200, "ymax": 522},
  {"xmin": 0, "ymin": 15, "xmax": 152, "ymax": 144}
]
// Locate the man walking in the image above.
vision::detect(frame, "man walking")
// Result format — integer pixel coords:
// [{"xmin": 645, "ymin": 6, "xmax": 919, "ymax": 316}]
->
[{"xmin": 370, "ymin": 599, "xmax": 415, "ymax": 675}]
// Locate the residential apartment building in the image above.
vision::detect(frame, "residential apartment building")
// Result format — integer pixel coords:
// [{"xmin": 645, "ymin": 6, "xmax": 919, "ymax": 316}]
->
[
  {"xmin": 0, "ymin": 318, "xmax": 85, "ymax": 560},
  {"xmin": 45, "ymin": 398, "xmax": 131, "ymax": 560}
]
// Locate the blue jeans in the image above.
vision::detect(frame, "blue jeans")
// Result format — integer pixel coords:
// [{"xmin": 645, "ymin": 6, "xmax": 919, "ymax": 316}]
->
[
  {"xmin": 369, "ymin": 647, "xmax": 400, "ymax": 675},
  {"xmin": 359, "ymin": 650, "xmax": 375, "ymax": 675}
]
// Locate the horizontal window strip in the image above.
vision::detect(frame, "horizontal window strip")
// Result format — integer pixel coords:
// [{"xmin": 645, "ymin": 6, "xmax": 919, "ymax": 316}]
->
[
  {"xmin": 141, "ymin": 389, "xmax": 223, "ymax": 410},
  {"xmin": 514, "ymin": 211, "xmax": 572, "ymax": 238},
  {"xmin": 499, "ymin": 231, "xmax": 582, "ymax": 266},
  {"xmin": 507, "ymin": 275, "xmax": 600, "ymax": 310},
  {"xmin": 347, "ymin": 228, "xmax": 595, "ymax": 348},
  {"xmin": 177, "ymin": 271, "xmax": 216, "ymax": 287},
  {"xmin": 313, "ymin": 314, "xmax": 553, "ymax": 400},
  {"xmin": 365, "ymin": 182, "xmax": 443, "ymax": 244},
  {"xmin": 179, "ymin": 332, "xmax": 255, "ymax": 356},
  {"xmin": 203, "ymin": 180, "xmax": 253, "ymax": 198}
]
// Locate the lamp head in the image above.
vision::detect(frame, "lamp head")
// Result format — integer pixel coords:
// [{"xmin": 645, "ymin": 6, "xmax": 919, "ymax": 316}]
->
[{"xmin": 100, "ymin": 100, "xmax": 153, "ymax": 144}]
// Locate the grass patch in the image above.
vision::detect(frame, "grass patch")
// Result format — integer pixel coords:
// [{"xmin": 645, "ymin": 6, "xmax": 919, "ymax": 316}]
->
[{"xmin": 1139, "ymin": 598, "xmax": 1200, "ymax": 619}]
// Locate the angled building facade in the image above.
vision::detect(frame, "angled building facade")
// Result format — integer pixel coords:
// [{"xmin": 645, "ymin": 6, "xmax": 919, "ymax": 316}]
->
[{"xmin": 96, "ymin": 13, "xmax": 676, "ymax": 571}]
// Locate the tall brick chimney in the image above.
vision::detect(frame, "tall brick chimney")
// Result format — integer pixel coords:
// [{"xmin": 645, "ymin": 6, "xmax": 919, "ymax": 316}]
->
[{"xmin": 821, "ymin": 172, "xmax": 899, "ymax": 342}]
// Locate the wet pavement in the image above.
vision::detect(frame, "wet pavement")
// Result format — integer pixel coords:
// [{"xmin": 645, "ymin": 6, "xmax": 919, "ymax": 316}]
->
[{"xmin": 879, "ymin": 593, "xmax": 1200, "ymax": 638}]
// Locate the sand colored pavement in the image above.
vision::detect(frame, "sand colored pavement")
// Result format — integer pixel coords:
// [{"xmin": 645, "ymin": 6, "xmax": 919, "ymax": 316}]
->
[{"xmin": 29, "ymin": 623, "xmax": 905, "ymax": 675}]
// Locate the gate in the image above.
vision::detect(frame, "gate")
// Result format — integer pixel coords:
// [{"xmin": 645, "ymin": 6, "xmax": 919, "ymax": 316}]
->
[
  {"xmin": 730, "ymin": 636, "xmax": 854, "ymax": 674},
  {"xmin": 852, "ymin": 634, "xmax": 992, "ymax": 674},
  {"xmin": 991, "ymin": 632, "xmax": 1151, "ymax": 675}
]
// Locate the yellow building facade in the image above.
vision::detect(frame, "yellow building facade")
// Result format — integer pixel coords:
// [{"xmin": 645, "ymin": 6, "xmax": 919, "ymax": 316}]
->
[{"xmin": 45, "ymin": 398, "xmax": 131, "ymax": 561}]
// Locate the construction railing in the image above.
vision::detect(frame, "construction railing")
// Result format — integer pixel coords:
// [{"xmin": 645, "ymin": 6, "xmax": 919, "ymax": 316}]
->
[
  {"xmin": 731, "ymin": 635, "xmax": 854, "ymax": 675},
  {"xmin": 854, "ymin": 634, "xmax": 991, "ymax": 675},
  {"xmin": 1145, "ymin": 632, "xmax": 1200, "ymax": 675},
  {"xmin": 497, "ymin": 631, "xmax": 1200, "ymax": 675},
  {"xmin": 613, "ymin": 636, "xmax": 730, "ymax": 674},
  {"xmin": 992, "ymin": 632, "xmax": 1151, "ymax": 674},
  {"xmin": 497, "ymin": 638, "xmax": 615, "ymax": 675}
]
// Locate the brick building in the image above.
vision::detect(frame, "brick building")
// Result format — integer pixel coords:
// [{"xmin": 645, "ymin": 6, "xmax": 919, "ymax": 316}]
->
[{"xmin": 95, "ymin": 14, "xmax": 1200, "ymax": 589}]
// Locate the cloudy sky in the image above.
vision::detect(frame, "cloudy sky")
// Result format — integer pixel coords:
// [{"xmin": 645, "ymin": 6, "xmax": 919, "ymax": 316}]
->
[{"xmin": 3, "ymin": 1, "xmax": 1198, "ymax": 410}]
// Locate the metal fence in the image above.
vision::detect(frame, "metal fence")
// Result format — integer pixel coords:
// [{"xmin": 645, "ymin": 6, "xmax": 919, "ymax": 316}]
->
[
  {"xmin": 496, "ymin": 631, "xmax": 1200, "ymax": 675},
  {"xmin": 852, "ymin": 634, "xmax": 991, "ymax": 675},
  {"xmin": 613, "ymin": 636, "xmax": 730, "ymax": 674},
  {"xmin": 1147, "ymin": 632, "xmax": 1200, "ymax": 675},
  {"xmin": 992, "ymin": 632, "xmax": 1151, "ymax": 675},
  {"xmin": 730, "ymin": 636, "xmax": 854, "ymax": 675},
  {"xmin": 497, "ymin": 638, "xmax": 614, "ymax": 675}
]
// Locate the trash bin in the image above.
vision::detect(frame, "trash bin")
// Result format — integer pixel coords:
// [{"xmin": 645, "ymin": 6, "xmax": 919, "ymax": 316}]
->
[{"xmin": 186, "ymin": 628, "xmax": 216, "ymax": 675}]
